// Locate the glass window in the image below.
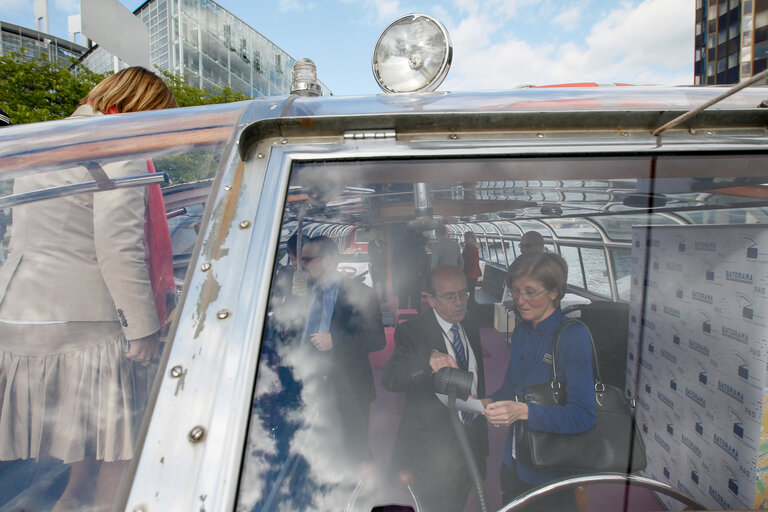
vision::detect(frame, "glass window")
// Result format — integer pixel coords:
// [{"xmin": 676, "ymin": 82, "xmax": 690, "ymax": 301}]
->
[
  {"xmin": 729, "ymin": 22, "xmax": 740, "ymax": 39},
  {"xmin": 234, "ymin": 148, "xmax": 768, "ymax": 512},
  {"xmin": 581, "ymin": 247, "xmax": 611, "ymax": 296},
  {"xmin": 757, "ymin": 10, "xmax": 768, "ymax": 27},
  {"xmin": 0, "ymin": 101, "xmax": 242, "ymax": 510},
  {"xmin": 560, "ymin": 245, "xmax": 586, "ymax": 289},
  {"xmin": 550, "ymin": 219, "xmax": 602, "ymax": 239},
  {"xmin": 610, "ymin": 248, "xmax": 632, "ymax": 301}
]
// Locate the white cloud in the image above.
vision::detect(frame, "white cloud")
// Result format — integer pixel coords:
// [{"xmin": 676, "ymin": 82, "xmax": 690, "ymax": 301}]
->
[
  {"xmin": 553, "ymin": 6, "xmax": 582, "ymax": 31},
  {"xmin": 372, "ymin": 0, "xmax": 403, "ymax": 22},
  {"xmin": 443, "ymin": 0, "xmax": 694, "ymax": 91}
]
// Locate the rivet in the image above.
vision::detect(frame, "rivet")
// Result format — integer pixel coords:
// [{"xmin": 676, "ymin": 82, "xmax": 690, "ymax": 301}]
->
[
  {"xmin": 200, "ymin": 262, "xmax": 211, "ymax": 272},
  {"xmin": 224, "ymin": 185, "xmax": 232, "ymax": 191},
  {"xmin": 217, "ymin": 310, "xmax": 230, "ymax": 320},
  {"xmin": 281, "ymin": 139, "xmax": 288, "ymax": 144},
  {"xmin": 536, "ymin": 133, "xmax": 544, "ymax": 138},
  {"xmin": 621, "ymin": 132, "xmax": 629, "ymax": 137},
  {"xmin": 170, "ymin": 365, "xmax": 184, "ymax": 378},
  {"xmin": 449, "ymin": 134, "xmax": 459, "ymax": 140},
  {"xmin": 239, "ymin": 220, "xmax": 251, "ymax": 229},
  {"xmin": 689, "ymin": 128, "xmax": 697, "ymax": 135},
  {"xmin": 706, "ymin": 131, "xmax": 713, "ymax": 135},
  {"xmin": 188, "ymin": 426, "xmax": 206, "ymax": 443},
  {"xmin": 257, "ymin": 153, "xmax": 265, "ymax": 159}
]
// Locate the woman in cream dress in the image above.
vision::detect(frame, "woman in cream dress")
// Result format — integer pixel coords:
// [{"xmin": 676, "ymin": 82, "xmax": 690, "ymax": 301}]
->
[{"xmin": 0, "ymin": 67, "xmax": 176, "ymax": 510}]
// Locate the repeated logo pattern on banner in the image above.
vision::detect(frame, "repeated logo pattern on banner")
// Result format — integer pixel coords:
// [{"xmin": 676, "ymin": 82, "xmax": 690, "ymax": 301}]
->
[{"xmin": 628, "ymin": 225, "xmax": 768, "ymax": 510}]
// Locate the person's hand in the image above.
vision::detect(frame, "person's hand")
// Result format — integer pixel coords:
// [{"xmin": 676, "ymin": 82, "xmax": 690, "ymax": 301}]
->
[
  {"xmin": 310, "ymin": 332, "xmax": 333, "ymax": 351},
  {"xmin": 292, "ymin": 269, "xmax": 309, "ymax": 296},
  {"xmin": 124, "ymin": 333, "xmax": 160, "ymax": 367},
  {"xmin": 429, "ymin": 351, "xmax": 458, "ymax": 373},
  {"xmin": 483, "ymin": 400, "xmax": 528, "ymax": 427}
]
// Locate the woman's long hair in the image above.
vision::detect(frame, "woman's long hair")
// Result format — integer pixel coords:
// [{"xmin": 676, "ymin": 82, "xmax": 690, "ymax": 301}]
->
[{"xmin": 83, "ymin": 66, "xmax": 177, "ymax": 113}]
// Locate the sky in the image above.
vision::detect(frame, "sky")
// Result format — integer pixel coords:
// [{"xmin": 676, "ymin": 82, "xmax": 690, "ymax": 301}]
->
[{"xmin": 3, "ymin": 0, "xmax": 695, "ymax": 96}]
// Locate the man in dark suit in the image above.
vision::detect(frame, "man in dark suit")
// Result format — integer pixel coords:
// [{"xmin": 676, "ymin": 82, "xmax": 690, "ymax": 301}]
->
[
  {"xmin": 382, "ymin": 264, "xmax": 488, "ymax": 512},
  {"xmin": 297, "ymin": 235, "xmax": 386, "ymax": 463}
]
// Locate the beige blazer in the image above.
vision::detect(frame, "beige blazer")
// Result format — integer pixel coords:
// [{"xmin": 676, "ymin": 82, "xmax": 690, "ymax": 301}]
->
[{"xmin": 0, "ymin": 106, "xmax": 160, "ymax": 340}]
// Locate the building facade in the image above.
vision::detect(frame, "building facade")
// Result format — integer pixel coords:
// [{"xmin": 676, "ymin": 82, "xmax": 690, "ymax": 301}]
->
[
  {"xmin": 695, "ymin": 0, "xmax": 768, "ymax": 84},
  {"xmin": 0, "ymin": 21, "xmax": 87, "ymax": 65},
  {"xmin": 81, "ymin": 0, "xmax": 329, "ymax": 97}
]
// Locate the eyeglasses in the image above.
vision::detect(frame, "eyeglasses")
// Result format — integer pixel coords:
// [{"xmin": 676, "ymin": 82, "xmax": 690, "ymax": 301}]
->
[
  {"xmin": 433, "ymin": 290, "xmax": 470, "ymax": 302},
  {"xmin": 301, "ymin": 255, "xmax": 320, "ymax": 265},
  {"xmin": 509, "ymin": 288, "xmax": 548, "ymax": 301}
]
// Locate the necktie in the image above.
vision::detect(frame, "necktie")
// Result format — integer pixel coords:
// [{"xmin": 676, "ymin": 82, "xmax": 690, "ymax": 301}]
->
[
  {"xmin": 451, "ymin": 323, "xmax": 471, "ymax": 423},
  {"xmin": 302, "ymin": 288, "xmax": 324, "ymax": 344},
  {"xmin": 451, "ymin": 324, "xmax": 468, "ymax": 371}
]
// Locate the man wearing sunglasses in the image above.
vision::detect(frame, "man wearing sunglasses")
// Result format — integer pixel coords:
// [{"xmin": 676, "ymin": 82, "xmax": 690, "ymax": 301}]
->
[
  {"xmin": 295, "ymin": 235, "xmax": 386, "ymax": 464},
  {"xmin": 382, "ymin": 264, "xmax": 487, "ymax": 512}
]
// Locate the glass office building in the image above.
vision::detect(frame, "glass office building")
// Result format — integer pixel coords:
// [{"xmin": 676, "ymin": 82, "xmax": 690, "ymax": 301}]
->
[
  {"xmin": 81, "ymin": 0, "xmax": 329, "ymax": 97},
  {"xmin": 0, "ymin": 21, "xmax": 87, "ymax": 65},
  {"xmin": 694, "ymin": 0, "xmax": 768, "ymax": 84}
]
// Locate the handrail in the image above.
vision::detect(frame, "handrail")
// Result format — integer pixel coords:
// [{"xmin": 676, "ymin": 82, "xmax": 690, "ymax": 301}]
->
[
  {"xmin": 0, "ymin": 173, "xmax": 168, "ymax": 209},
  {"xmin": 498, "ymin": 473, "xmax": 706, "ymax": 511}
]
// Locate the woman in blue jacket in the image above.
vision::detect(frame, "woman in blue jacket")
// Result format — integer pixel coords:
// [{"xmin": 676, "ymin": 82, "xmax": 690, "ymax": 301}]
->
[{"xmin": 483, "ymin": 252, "xmax": 595, "ymax": 508}]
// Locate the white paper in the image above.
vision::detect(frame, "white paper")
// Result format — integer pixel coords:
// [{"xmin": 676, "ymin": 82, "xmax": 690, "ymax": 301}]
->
[{"xmin": 436, "ymin": 394, "xmax": 485, "ymax": 414}]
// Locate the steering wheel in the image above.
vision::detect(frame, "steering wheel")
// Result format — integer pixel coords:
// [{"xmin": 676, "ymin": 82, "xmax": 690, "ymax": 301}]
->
[{"xmin": 498, "ymin": 473, "xmax": 706, "ymax": 511}]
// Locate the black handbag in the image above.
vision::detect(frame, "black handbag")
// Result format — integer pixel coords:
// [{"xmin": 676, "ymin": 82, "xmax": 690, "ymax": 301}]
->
[{"xmin": 516, "ymin": 319, "xmax": 647, "ymax": 474}]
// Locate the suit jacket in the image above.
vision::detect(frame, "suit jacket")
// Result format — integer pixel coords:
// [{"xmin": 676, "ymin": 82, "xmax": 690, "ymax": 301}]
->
[
  {"xmin": 431, "ymin": 237, "xmax": 463, "ymax": 270},
  {"xmin": 280, "ymin": 276, "xmax": 385, "ymax": 462},
  {"xmin": 321, "ymin": 276, "xmax": 386, "ymax": 405},
  {"xmin": 382, "ymin": 310, "xmax": 488, "ymax": 492},
  {"xmin": 0, "ymin": 105, "xmax": 159, "ymax": 340}
]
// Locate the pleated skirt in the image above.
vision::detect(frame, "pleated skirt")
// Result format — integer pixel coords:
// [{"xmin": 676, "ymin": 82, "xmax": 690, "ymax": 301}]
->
[{"xmin": 0, "ymin": 321, "xmax": 146, "ymax": 463}]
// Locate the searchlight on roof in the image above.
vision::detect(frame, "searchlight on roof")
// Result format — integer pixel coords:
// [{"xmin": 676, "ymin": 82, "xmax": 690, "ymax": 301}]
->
[{"xmin": 372, "ymin": 14, "xmax": 452, "ymax": 94}]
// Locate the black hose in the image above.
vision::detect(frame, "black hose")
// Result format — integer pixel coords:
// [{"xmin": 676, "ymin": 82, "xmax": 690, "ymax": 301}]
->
[{"xmin": 447, "ymin": 392, "xmax": 488, "ymax": 512}]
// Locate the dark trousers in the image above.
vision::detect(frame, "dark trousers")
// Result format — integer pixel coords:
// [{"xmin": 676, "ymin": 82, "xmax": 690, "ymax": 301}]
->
[
  {"xmin": 500, "ymin": 463, "xmax": 578, "ymax": 512},
  {"xmin": 466, "ymin": 277, "xmax": 478, "ymax": 307}
]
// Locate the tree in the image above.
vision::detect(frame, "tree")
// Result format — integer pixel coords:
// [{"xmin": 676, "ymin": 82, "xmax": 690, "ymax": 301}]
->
[
  {"xmin": 159, "ymin": 69, "xmax": 250, "ymax": 107},
  {"xmin": 0, "ymin": 51, "xmax": 105, "ymax": 124},
  {"xmin": 0, "ymin": 52, "xmax": 251, "ymax": 125}
]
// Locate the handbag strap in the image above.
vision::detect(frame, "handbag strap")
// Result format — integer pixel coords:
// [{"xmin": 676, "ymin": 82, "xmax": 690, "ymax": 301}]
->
[{"xmin": 550, "ymin": 318, "xmax": 604, "ymax": 390}]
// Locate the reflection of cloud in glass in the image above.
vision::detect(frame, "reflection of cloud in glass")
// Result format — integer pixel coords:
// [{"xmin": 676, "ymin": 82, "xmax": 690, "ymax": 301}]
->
[
  {"xmin": 254, "ymin": 359, "xmax": 281, "ymax": 398},
  {"xmin": 238, "ymin": 415, "xmax": 276, "ymax": 509}
]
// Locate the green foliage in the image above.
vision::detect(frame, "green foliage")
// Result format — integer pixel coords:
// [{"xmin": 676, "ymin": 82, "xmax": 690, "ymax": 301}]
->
[
  {"xmin": 0, "ymin": 51, "xmax": 105, "ymax": 124},
  {"xmin": 153, "ymin": 151, "xmax": 221, "ymax": 186},
  {"xmin": 158, "ymin": 69, "xmax": 250, "ymax": 107},
  {"xmin": 0, "ymin": 52, "xmax": 251, "ymax": 125}
]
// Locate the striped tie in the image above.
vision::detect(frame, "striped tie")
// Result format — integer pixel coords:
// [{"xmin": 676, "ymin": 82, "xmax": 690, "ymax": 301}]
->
[
  {"xmin": 451, "ymin": 323, "xmax": 471, "ymax": 423},
  {"xmin": 451, "ymin": 324, "xmax": 468, "ymax": 371}
]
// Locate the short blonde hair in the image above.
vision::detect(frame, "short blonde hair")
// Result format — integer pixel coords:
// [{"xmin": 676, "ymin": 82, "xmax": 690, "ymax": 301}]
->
[
  {"xmin": 506, "ymin": 252, "xmax": 568, "ymax": 306},
  {"xmin": 83, "ymin": 66, "xmax": 177, "ymax": 113}
]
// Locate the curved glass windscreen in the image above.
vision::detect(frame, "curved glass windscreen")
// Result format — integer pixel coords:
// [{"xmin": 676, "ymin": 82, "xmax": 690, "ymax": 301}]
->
[
  {"xmin": 0, "ymin": 105, "xmax": 234, "ymax": 511},
  {"xmin": 237, "ymin": 152, "xmax": 768, "ymax": 512}
]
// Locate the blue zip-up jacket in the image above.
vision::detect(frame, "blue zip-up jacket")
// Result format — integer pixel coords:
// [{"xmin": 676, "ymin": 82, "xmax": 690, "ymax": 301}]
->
[{"xmin": 490, "ymin": 308, "xmax": 595, "ymax": 485}]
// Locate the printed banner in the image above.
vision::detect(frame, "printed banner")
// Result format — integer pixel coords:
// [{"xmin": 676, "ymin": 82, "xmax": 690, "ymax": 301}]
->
[{"xmin": 628, "ymin": 225, "xmax": 768, "ymax": 510}]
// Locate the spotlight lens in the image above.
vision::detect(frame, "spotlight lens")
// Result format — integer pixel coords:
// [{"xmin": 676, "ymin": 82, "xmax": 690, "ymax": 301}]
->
[{"xmin": 372, "ymin": 14, "xmax": 452, "ymax": 93}]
